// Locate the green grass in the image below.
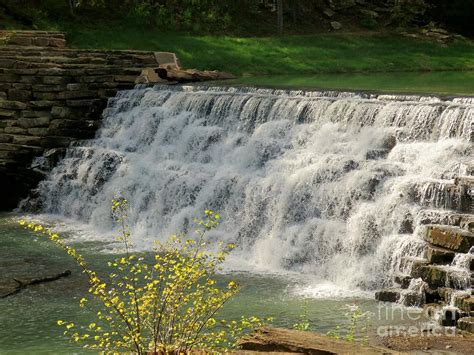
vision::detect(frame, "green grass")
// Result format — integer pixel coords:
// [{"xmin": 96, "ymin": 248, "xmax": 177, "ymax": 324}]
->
[
  {"xmin": 6, "ymin": 17, "xmax": 474, "ymax": 95},
  {"xmin": 227, "ymin": 71, "xmax": 474, "ymax": 96},
  {"xmin": 57, "ymin": 23, "xmax": 474, "ymax": 77}
]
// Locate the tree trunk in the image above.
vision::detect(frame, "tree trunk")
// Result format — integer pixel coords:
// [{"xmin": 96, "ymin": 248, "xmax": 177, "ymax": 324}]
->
[
  {"xmin": 68, "ymin": 0, "xmax": 75, "ymax": 16},
  {"xmin": 292, "ymin": 0, "xmax": 299, "ymax": 24},
  {"xmin": 277, "ymin": 0, "xmax": 283, "ymax": 35}
]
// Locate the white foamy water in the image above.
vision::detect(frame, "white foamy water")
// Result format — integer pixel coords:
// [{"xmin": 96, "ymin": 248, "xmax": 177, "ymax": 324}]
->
[{"xmin": 27, "ymin": 85, "xmax": 474, "ymax": 296}]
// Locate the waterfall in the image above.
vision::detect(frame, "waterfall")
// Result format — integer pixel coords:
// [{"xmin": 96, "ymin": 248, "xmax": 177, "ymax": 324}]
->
[{"xmin": 28, "ymin": 85, "xmax": 474, "ymax": 293}]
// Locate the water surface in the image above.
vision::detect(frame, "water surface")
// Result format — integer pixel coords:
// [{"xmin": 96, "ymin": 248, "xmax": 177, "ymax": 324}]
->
[{"xmin": 0, "ymin": 214, "xmax": 426, "ymax": 354}]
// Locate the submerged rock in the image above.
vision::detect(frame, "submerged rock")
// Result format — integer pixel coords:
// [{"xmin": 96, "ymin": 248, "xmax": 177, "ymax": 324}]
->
[{"xmin": 0, "ymin": 270, "xmax": 72, "ymax": 298}]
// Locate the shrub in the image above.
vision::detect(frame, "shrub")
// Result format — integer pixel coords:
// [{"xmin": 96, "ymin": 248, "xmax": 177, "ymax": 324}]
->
[
  {"xmin": 360, "ymin": 17, "xmax": 378, "ymax": 30},
  {"xmin": 327, "ymin": 304, "xmax": 372, "ymax": 344},
  {"xmin": 292, "ymin": 300, "xmax": 310, "ymax": 331},
  {"xmin": 20, "ymin": 199, "xmax": 268, "ymax": 353},
  {"xmin": 390, "ymin": 0, "xmax": 428, "ymax": 27}
]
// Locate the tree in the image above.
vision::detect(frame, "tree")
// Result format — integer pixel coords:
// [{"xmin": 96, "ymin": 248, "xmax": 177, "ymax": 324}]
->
[{"xmin": 277, "ymin": 0, "xmax": 283, "ymax": 35}]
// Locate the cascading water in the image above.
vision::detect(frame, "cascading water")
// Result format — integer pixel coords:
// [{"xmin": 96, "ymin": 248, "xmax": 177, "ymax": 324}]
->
[{"xmin": 27, "ymin": 85, "xmax": 474, "ymax": 295}]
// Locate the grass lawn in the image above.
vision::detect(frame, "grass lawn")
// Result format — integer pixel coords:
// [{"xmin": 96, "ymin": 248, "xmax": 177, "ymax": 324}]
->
[
  {"xmin": 59, "ymin": 24, "xmax": 474, "ymax": 77},
  {"xmin": 6, "ymin": 19, "xmax": 474, "ymax": 94}
]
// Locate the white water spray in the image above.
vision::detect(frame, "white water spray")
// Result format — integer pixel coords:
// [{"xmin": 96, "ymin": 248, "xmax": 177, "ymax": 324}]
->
[{"xmin": 30, "ymin": 86, "xmax": 473, "ymax": 294}]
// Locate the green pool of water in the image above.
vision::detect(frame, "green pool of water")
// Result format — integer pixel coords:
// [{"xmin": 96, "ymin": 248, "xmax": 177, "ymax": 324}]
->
[{"xmin": 0, "ymin": 214, "xmax": 429, "ymax": 354}]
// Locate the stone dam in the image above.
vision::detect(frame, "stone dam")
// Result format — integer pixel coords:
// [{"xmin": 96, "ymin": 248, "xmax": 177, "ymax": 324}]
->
[{"xmin": 1, "ymin": 31, "xmax": 474, "ymax": 333}]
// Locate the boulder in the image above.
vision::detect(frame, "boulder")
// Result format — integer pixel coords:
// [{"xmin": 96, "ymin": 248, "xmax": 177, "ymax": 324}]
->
[
  {"xmin": 375, "ymin": 288, "xmax": 401, "ymax": 303},
  {"xmin": 135, "ymin": 68, "xmax": 167, "ymax": 84},
  {"xmin": 424, "ymin": 225, "xmax": 474, "ymax": 253},
  {"xmin": 330, "ymin": 21, "xmax": 343, "ymax": 30}
]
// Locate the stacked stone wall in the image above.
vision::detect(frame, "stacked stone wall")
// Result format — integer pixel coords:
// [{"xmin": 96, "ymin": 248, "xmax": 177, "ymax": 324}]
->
[{"xmin": 0, "ymin": 31, "xmax": 160, "ymax": 209}]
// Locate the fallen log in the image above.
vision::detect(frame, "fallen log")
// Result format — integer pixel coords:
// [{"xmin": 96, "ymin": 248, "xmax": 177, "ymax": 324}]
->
[{"xmin": 0, "ymin": 270, "xmax": 71, "ymax": 298}]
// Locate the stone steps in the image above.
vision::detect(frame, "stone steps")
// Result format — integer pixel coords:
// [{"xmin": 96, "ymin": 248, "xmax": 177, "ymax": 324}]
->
[
  {"xmin": 0, "ymin": 31, "xmax": 66, "ymax": 48},
  {"xmin": 426, "ymin": 244, "xmax": 456, "ymax": 264},
  {"xmin": 0, "ymin": 46, "xmax": 159, "ymax": 57},
  {"xmin": 424, "ymin": 224, "xmax": 474, "ymax": 253},
  {"xmin": 377, "ymin": 223, "xmax": 474, "ymax": 331},
  {"xmin": 0, "ymin": 30, "xmax": 167, "ymax": 209},
  {"xmin": 0, "ymin": 57, "xmax": 157, "ymax": 68}
]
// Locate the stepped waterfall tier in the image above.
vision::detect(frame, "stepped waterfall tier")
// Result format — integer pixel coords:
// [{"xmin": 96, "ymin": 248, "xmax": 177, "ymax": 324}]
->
[{"xmin": 25, "ymin": 85, "xmax": 474, "ymax": 296}]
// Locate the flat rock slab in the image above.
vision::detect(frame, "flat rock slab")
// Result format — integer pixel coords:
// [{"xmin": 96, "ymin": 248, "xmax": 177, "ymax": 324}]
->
[
  {"xmin": 424, "ymin": 225, "xmax": 474, "ymax": 253},
  {"xmin": 379, "ymin": 332, "xmax": 474, "ymax": 352},
  {"xmin": 238, "ymin": 327, "xmax": 394, "ymax": 354},
  {"xmin": 162, "ymin": 68, "xmax": 235, "ymax": 82}
]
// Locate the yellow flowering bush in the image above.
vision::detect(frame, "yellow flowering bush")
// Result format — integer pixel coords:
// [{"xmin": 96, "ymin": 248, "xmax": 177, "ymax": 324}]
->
[
  {"xmin": 327, "ymin": 304, "xmax": 372, "ymax": 344},
  {"xmin": 20, "ymin": 199, "xmax": 268, "ymax": 354}
]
